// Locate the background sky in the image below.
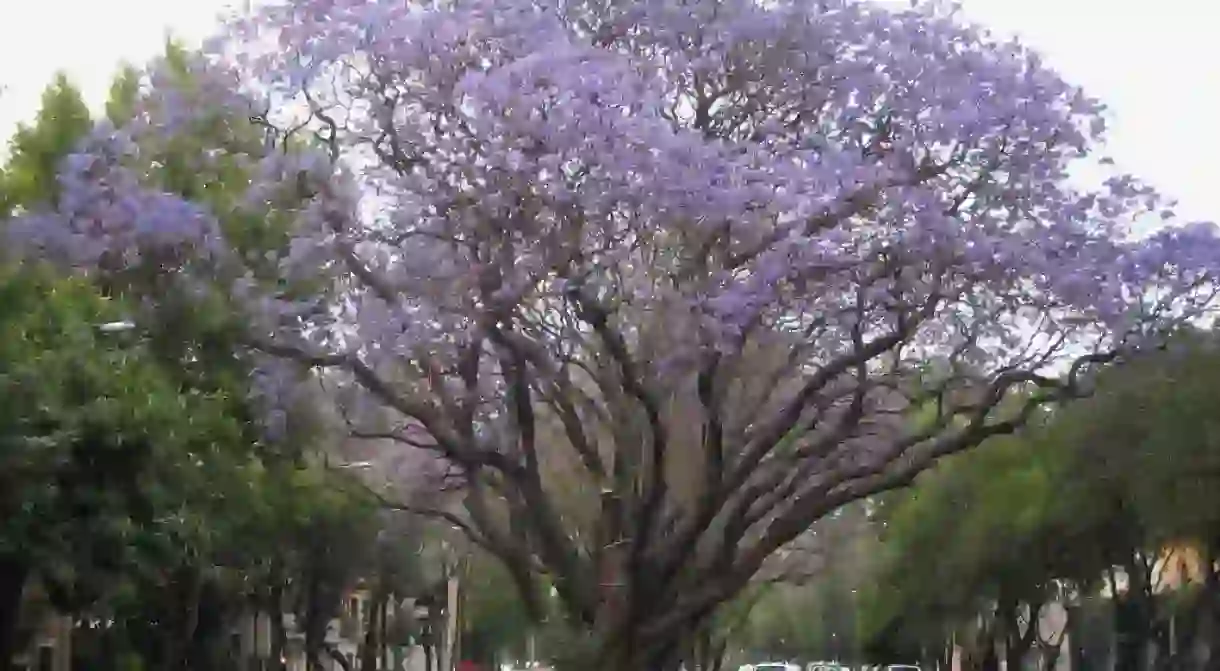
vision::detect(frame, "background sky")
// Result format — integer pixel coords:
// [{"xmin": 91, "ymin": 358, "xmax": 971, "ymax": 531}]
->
[{"xmin": 1, "ymin": 0, "xmax": 1216, "ymax": 222}]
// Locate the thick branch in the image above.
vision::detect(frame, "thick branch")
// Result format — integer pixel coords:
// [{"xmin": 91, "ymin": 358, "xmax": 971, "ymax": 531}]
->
[
  {"xmin": 251, "ymin": 337, "xmax": 525, "ymax": 480},
  {"xmin": 653, "ymin": 290, "xmax": 939, "ymax": 581},
  {"xmin": 698, "ymin": 352, "xmax": 725, "ymax": 499},
  {"xmin": 567, "ymin": 281, "xmax": 670, "ymax": 553},
  {"xmin": 641, "ymin": 347, "xmax": 1123, "ymax": 642}
]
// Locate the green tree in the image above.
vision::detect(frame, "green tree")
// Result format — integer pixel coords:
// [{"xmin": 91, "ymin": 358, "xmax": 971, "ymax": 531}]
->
[
  {"xmin": 859, "ymin": 333, "xmax": 1220, "ymax": 671},
  {"xmin": 0, "ymin": 73, "xmax": 92, "ymax": 216},
  {"xmin": 859, "ymin": 425, "xmax": 1103, "ymax": 671},
  {"xmin": 0, "ymin": 262, "xmax": 242, "ymax": 667},
  {"xmin": 0, "ymin": 52, "xmax": 376, "ymax": 671},
  {"xmin": 1036, "ymin": 331, "xmax": 1220, "ymax": 671},
  {"xmin": 732, "ymin": 503, "xmax": 877, "ymax": 666}
]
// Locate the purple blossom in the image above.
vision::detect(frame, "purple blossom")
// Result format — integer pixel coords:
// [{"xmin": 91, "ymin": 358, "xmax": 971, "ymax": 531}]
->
[
  {"xmin": 9, "ymin": 0, "xmax": 1220, "ymax": 504},
  {"xmin": 8, "ymin": 132, "xmax": 225, "ymax": 273}
]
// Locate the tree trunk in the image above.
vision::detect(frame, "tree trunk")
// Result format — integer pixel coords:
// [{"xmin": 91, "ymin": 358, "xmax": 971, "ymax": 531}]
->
[
  {"xmin": 186, "ymin": 575, "xmax": 230, "ymax": 671},
  {"xmin": 302, "ymin": 572, "xmax": 328, "ymax": 671},
  {"xmin": 1002, "ymin": 599, "xmax": 1038, "ymax": 671},
  {"xmin": 1064, "ymin": 601, "xmax": 1091, "ymax": 671},
  {"xmin": 689, "ymin": 626, "xmax": 711, "ymax": 671},
  {"xmin": 692, "ymin": 629, "xmax": 730, "ymax": 671},
  {"xmin": 249, "ymin": 591, "xmax": 265, "ymax": 671},
  {"xmin": 0, "ymin": 557, "xmax": 28, "ymax": 671},
  {"xmin": 269, "ymin": 576, "xmax": 287, "ymax": 671},
  {"xmin": 974, "ymin": 617, "xmax": 999, "ymax": 671},
  {"xmin": 360, "ymin": 586, "xmax": 382, "ymax": 671},
  {"xmin": 165, "ymin": 564, "xmax": 203, "ymax": 671},
  {"xmin": 1114, "ymin": 596, "xmax": 1144, "ymax": 671},
  {"xmin": 1115, "ymin": 556, "xmax": 1157, "ymax": 671}
]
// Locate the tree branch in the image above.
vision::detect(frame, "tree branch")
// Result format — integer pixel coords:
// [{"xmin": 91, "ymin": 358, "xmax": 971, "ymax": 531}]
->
[
  {"xmin": 641, "ymin": 345, "xmax": 1125, "ymax": 642},
  {"xmin": 566, "ymin": 280, "xmax": 670, "ymax": 555}
]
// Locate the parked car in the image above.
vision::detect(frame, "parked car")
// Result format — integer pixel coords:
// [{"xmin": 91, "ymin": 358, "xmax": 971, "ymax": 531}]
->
[{"xmin": 738, "ymin": 663, "xmax": 802, "ymax": 671}]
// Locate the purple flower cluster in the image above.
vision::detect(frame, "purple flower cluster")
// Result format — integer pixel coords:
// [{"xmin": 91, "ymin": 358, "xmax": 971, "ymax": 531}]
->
[
  {"xmin": 7, "ymin": 129, "xmax": 225, "ymax": 273},
  {"xmin": 9, "ymin": 0, "xmax": 1220, "ymax": 459}
]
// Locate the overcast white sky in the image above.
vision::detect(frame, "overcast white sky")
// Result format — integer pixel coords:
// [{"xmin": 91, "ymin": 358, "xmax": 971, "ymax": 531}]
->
[{"xmin": 1, "ymin": 0, "xmax": 1216, "ymax": 221}]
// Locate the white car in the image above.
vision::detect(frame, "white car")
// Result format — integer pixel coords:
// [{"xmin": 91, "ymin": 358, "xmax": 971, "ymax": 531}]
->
[{"xmin": 739, "ymin": 664, "xmax": 801, "ymax": 671}]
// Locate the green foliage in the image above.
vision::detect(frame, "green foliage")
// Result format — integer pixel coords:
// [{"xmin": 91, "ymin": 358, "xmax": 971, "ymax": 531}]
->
[
  {"xmin": 0, "ymin": 262, "xmax": 242, "ymax": 606},
  {"xmin": 858, "ymin": 332, "xmax": 1220, "ymax": 660},
  {"xmin": 1046, "ymin": 333, "xmax": 1220, "ymax": 552},
  {"xmin": 858, "ymin": 414, "xmax": 1132, "ymax": 657},
  {"xmin": 105, "ymin": 64, "xmax": 141, "ymax": 127},
  {"xmin": 0, "ymin": 73, "xmax": 92, "ymax": 215},
  {"xmin": 729, "ymin": 505, "xmax": 878, "ymax": 663},
  {"xmin": 461, "ymin": 551, "xmax": 538, "ymax": 661},
  {"xmin": 0, "ymin": 51, "xmax": 387, "ymax": 670},
  {"xmin": 739, "ymin": 582, "xmax": 849, "ymax": 660}
]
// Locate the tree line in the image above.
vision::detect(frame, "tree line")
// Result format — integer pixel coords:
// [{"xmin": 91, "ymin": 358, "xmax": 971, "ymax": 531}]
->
[{"xmin": 858, "ymin": 330, "xmax": 1220, "ymax": 671}]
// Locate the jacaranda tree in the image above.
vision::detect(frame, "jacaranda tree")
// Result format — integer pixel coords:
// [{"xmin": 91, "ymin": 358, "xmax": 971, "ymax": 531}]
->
[{"xmin": 9, "ymin": 1, "xmax": 1220, "ymax": 668}]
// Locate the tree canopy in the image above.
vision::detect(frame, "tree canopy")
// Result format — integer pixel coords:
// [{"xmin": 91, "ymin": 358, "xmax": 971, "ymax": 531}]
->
[{"xmin": 860, "ymin": 330, "xmax": 1220, "ymax": 671}]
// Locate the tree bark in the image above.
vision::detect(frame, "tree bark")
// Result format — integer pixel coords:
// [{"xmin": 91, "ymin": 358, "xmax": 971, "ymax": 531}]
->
[
  {"xmin": 553, "ymin": 617, "xmax": 693, "ymax": 671},
  {"xmin": 1068, "ymin": 610, "xmax": 1085, "ymax": 671},
  {"xmin": 682, "ymin": 616, "xmax": 733, "ymax": 671},
  {"xmin": 1114, "ymin": 555, "xmax": 1158, "ymax": 671},
  {"xmin": 156, "ymin": 563, "xmax": 204, "ymax": 671},
  {"xmin": 186, "ymin": 574, "xmax": 230, "ymax": 671},
  {"xmin": 0, "ymin": 556, "xmax": 28, "ymax": 671},
  {"xmin": 269, "ymin": 574, "xmax": 287, "ymax": 671},
  {"xmin": 302, "ymin": 572, "xmax": 329, "ymax": 671},
  {"xmin": 360, "ymin": 586, "xmax": 383, "ymax": 671},
  {"xmin": 1004, "ymin": 600, "xmax": 1041, "ymax": 671}
]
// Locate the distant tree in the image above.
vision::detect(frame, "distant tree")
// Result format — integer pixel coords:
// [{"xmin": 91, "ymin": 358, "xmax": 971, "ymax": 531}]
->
[
  {"xmin": 731, "ymin": 503, "xmax": 877, "ymax": 666},
  {"xmin": 0, "ymin": 73, "xmax": 91, "ymax": 216},
  {"xmin": 859, "ymin": 425, "xmax": 1106, "ymax": 671},
  {"xmin": 861, "ymin": 331, "xmax": 1220, "ymax": 671},
  {"xmin": 1036, "ymin": 331, "xmax": 1220, "ymax": 671}
]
